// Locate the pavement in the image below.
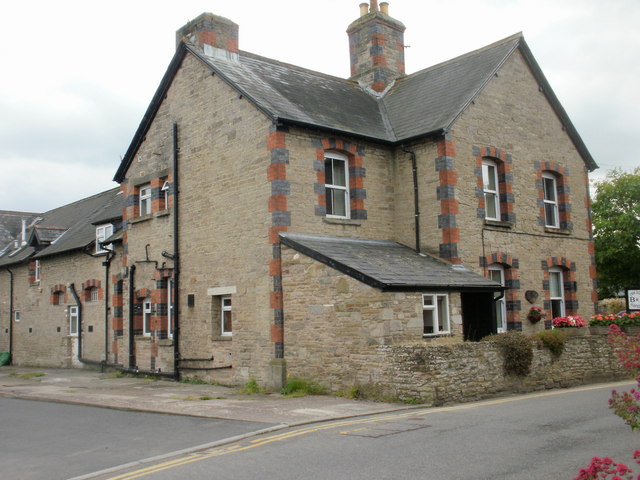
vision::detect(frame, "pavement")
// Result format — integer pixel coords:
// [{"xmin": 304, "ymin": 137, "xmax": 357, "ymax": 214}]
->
[{"xmin": 0, "ymin": 365, "xmax": 413, "ymax": 427}]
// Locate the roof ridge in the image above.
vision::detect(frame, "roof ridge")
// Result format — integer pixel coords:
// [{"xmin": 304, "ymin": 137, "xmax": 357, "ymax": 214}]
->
[{"xmin": 40, "ymin": 186, "xmax": 120, "ymax": 216}]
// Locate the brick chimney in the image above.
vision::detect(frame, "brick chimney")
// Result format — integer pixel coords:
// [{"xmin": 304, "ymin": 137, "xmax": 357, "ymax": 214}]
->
[
  {"xmin": 176, "ymin": 13, "xmax": 239, "ymax": 61},
  {"xmin": 347, "ymin": 2, "xmax": 406, "ymax": 93}
]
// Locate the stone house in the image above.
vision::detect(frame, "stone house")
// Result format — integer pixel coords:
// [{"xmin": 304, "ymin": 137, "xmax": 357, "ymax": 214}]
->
[{"xmin": 0, "ymin": 2, "xmax": 598, "ymax": 390}]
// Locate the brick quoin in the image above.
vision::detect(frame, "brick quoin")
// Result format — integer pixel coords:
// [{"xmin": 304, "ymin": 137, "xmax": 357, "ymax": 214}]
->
[{"xmin": 436, "ymin": 138, "xmax": 460, "ymax": 264}]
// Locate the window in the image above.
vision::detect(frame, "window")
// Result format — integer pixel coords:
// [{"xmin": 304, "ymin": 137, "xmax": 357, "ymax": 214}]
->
[
  {"xmin": 143, "ymin": 300, "xmax": 152, "ymax": 336},
  {"xmin": 96, "ymin": 224, "xmax": 114, "ymax": 254},
  {"xmin": 139, "ymin": 185, "xmax": 152, "ymax": 216},
  {"xmin": 54, "ymin": 291, "xmax": 65, "ymax": 305},
  {"xmin": 488, "ymin": 266, "xmax": 506, "ymax": 333},
  {"xmin": 221, "ymin": 296, "xmax": 232, "ymax": 336},
  {"xmin": 167, "ymin": 279, "xmax": 174, "ymax": 339},
  {"xmin": 69, "ymin": 306, "xmax": 78, "ymax": 336},
  {"xmin": 422, "ymin": 294, "xmax": 450, "ymax": 335},
  {"xmin": 14, "ymin": 311, "xmax": 20, "ymax": 322},
  {"xmin": 34, "ymin": 260, "xmax": 41, "ymax": 283},
  {"xmin": 542, "ymin": 173, "xmax": 559, "ymax": 228},
  {"xmin": 161, "ymin": 180, "xmax": 170, "ymax": 210},
  {"xmin": 482, "ymin": 160, "xmax": 500, "ymax": 221},
  {"xmin": 90, "ymin": 288, "xmax": 98, "ymax": 302},
  {"xmin": 324, "ymin": 152, "xmax": 349, "ymax": 218},
  {"xmin": 549, "ymin": 267, "xmax": 565, "ymax": 319}
]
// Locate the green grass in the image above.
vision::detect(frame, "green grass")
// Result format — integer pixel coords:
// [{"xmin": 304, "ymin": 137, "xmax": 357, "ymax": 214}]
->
[
  {"xmin": 281, "ymin": 377, "xmax": 326, "ymax": 397},
  {"xmin": 9, "ymin": 372, "xmax": 45, "ymax": 380},
  {"xmin": 239, "ymin": 379, "xmax": 263, "ymax": 395}
]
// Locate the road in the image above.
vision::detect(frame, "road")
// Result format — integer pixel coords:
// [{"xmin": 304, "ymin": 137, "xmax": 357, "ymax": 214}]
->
[{"xmin": 2, "ymin": 382, "xmax": 638, "ymax": 479}]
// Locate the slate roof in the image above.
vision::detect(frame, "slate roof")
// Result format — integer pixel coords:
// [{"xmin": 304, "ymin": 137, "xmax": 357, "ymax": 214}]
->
[
  {"xmin": 0, "ymin": 211, "xmax": 41, "ymax": 253},
  {"xmin": 0, "ymin": 188, "xmax": 123, "ymax": 267},
  {"xmin": 114, "ymin": 31, "xmax": 596, "ymax": 181},
  {"xmin": 280, "ymin": 233, "xmax": 502, "ymax": 292}
]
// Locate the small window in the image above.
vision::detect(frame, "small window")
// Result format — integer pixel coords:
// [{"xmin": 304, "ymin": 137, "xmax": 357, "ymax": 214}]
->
[
  {"xmin": 221, "ymin": 296, "xmax": 232, "ymax": 336},
  {"xmin": 482, "ymin": 160, "xmax": 500, "ymax": 221},
  {"xmin": 69, "ymin": 306, "xmax": 78, "ymax": 336},
  {"xmin": 167, "ymin": 279, "xmax": 174, "ymax": 339},
  {"xmin": 161, "ymin": 180, "xmax": 170, "ymax": 210},
  {"xmin": 549, "ymin": 267, "xmax": 565, "ymax": 319},
  {"xmin": 96, "ymin": 224, "xmax": 114, "ymax": 254},
  {"xmin": 324, "ymin": 153, "xmax": 349, "ymax": 218},
  {"xmin": 90, "ymin": 288, "xmax": 98, "ymax": 302},
  {"xmin": 542, "ymin": 173, "xmax": 559, "ymax": 228},
  {"xmin": 488, "ymin": 266, "xmax": 506, "ymax": 333},
  {"xmin": 34, "ymin": 260, "xmax": 41, "ymax": 283},
  {"xmin": 14, "ymin": 311, "xmax": 21, "ymax": 322},
  {"xmin": 423, "ymin": 294, "xmax": 450, "ymax": 336},
  {"xmin": 55, "ymin": 291, "xmax": 65, "ymax": 305},
  {"xmin": 143, "ymin": 300, "xmax": 152, "ymax": 336},
  {"xmin": 139, "ymin": 185, "xmax": 152, "ymax": 217}
]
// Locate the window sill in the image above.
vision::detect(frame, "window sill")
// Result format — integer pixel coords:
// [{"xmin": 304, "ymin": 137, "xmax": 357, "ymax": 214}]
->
[
  {"xmin": 212, "ymin": 335, "xmax": 232, "ymax": 342},
  {"xmin": 544, "ymin": 227, "xmax": 572, "ymax": 235},
  {"xmin": 135, "ymin": 335, "xmax": 152, "ymax": 341},
  {"xmin": 158, "ymin": 339, "xmax": 174, "ymax": 347},
  {"xmin": 155, "ymin": 210, "xmax": 171, "ymax": 218},
  {"xmin": 484, "ymin": 219, "xmax": 514, "ymax": 229},
  {"xmin": 423, "ymin": 333, "xmax": 453, "ymax": 338},
  {"xmin": 128, "ymin": 214, "xmax": 153, "ymax": 225},
  {"xmin": 323, "ymin": 217, "xmax": 363, "ymax": 227}
]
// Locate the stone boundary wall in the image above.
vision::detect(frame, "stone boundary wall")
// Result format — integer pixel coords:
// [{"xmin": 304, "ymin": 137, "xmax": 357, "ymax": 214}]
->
[{"xmin": 314, "ymin": 336, "xmax": 627, "ymax": 406}]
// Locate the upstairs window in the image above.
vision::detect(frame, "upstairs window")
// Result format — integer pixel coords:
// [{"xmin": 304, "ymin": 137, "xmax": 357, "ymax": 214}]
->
[
  {"xmin": 139, "ymin": 185, "xmax": 152, "ymax": 216},
  {"xmin": 324, "ymin": 152, "xmax": 349, "ymax": 218},
  {"xmin": 143, "ymin": 300, "xmax": 152, "ymax": 337},
  {"xmin": 161, "ymin": 180, "xmax": 170, "ymax": 210},
  {"xmin": 542, "ymin": 173, "xmax": 559, "ymax": 228},
  {"xmin": 89, "ymin": 287, "xmax": 99, "ymax": 302},
  {"xmin": 423, "ymin": 294, "xmax": 450, "ymax": 336},
  {"xmin": 14, "ymin": 311, "xmax": 21, "ymax": 322},
  {"xmin": 482, "ymin": 160, "xmax": 500, "ymax": 221},
  {"xmin": 69, "ymin": 306, "xmax": 78, "ymax": 336},
  {"xmin": 95, "ymin": 224, "xmax": 114, "ymax": 254},
  {"xmin": 34, "ymin": 260, "xmax": 41, "ymax": 283}
]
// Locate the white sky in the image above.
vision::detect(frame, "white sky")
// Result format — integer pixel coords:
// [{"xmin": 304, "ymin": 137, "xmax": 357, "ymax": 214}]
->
[{"xmin": 1, "ymin": 0, "xmax": 638, "ymax": 212}]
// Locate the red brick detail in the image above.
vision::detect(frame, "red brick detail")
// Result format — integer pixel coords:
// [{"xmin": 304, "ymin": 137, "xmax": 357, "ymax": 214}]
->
[
  {"xmin": 442, "ymin": 228, "xmax": 460, "ymax": 243},
  {"xmin": 150, "ymin": 342, "xmax": 159, "ymax": 357},
  {"xmin": 372, "ymin": 55, "xmax": 387, "ymax": 67},
  {"xmin": 267, "ymin": 163, "xmax": 287, "ymax": 181},
  {"xmin": 271, "ymin": 324, "xmax": 284, "ymax": 343},
  {"xmin": 267, "ymin": 131, "xmax": 286, "ymax": 150},
  {"xmin": 227, "ymin": 37, "xmax": 239, "ymax": 53},
  {"xmin": 269, "ymin": 258, "xmax": 282, "ymax": 277},
  {"xmin": 113, "ymin": 295, "xmax": 123, "ymax": 308},
  {"xmin": 136, "ymin": 288, "xmax": 151, "ymax": 299},
  {"xmin": 151, "ymin": 289, "xmax": 163, "ymax": 304},
  {"xmin": 440, "ymin": 198, "xmax": 459, "ymax": 214},
  {"xmin": 268, "ymin": 194, "xmax": 288, "ymax": 212},
  {"xmin": 198, "ymin": 30, "xmax": 217, "ymax": 47},
  {"xmin": 269, "ymin": 226, "xmax": 288, "ymax": 244},
  {"xmin": 371, "ymin": 81, "xmax": 386, "ymax": 92},
  {"xmin": 112, "ymin": 341, "xmax": 118, "ymax": 354},
  {"xmin": 270, "ymin": 291, "xmax": 283, "ymax": 309},
  {"xmin": 437, "ymin": 140, "xmax": 456, "ymax": 157}
]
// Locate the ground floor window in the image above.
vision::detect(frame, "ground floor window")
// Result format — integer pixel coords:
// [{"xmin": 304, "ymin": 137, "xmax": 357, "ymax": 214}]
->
[
  {"xmin": 167, "ymin": 279, "xmax": 174, "ymax": 339},
  {"xmin": 488, "ymin": 266, "xmax": 506, "ymax": 333},
  {"xmin": 221, "ymin": 296, "xmax": 232, "ymax": 336},
  {"xmin": 423, "ymin": 294, "xmax": 450, "ymax": 336},
  {"xmin": 549, "ymin": 267, "xmax": 565, "ymax": 319},
  {"xmin": 143, "ymin": 300, "xmax": 152, "ymax": 336},
  {"xmin": 69, "ymin": 306, "xmax": 78, "ymax": 336}
]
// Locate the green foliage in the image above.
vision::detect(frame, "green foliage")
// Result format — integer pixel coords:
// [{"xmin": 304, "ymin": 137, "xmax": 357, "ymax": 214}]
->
[
  {"xmin": 534, "ymin": 329, "xmax": 566, "ymax": 357},
  {"xmin": 592, "ymin": 168, "xmax": 640, "ymax": 298},
  {"xmin": 600, "ymin": 297, "xmax": 627, "ymax": 315},
  {"xmin": 280, "ymin": 377, "xmax": 325, "ymax": 397},
  {"xmin": 240, "ymin": 379, "xmax": 262, "ymax": 395},
  {"xmin": 485, "ymin": 331, "xmax": 534, "ymax": 376},
  {"xmin": 9, "ymin": 372, "xmax": 45, "ymax": 380}
]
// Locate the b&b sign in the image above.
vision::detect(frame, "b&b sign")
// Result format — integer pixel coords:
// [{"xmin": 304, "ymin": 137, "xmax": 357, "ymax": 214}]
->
[{"xmin": 627, "ymin": 289, "xmax": 640, "ymax": 312}]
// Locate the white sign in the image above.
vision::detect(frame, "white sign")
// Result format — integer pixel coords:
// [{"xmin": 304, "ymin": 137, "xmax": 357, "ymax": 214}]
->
[{"xmin": 628, "ymin": 290, "xmax": 640, "ymax": 311}]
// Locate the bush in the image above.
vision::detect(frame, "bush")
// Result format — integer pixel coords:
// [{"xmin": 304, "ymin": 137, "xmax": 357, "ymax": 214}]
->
[
  {"xmin": 485, "ymin": 331, "xmax": 533, "ymax": 376},
  {"xmin": 599, "ymin": 297, "xmax": 626, "ymax": 314},
  {"xmin": 240, "ymin": 379, "xmax": 262, "ymax": 394},
  {"xmin": 281, "ymin": 377, "xmax": 326, "ymax": 397},
  {"xmin": 535, "ymin": 329, "xmax": 566, "ymax": 357}
]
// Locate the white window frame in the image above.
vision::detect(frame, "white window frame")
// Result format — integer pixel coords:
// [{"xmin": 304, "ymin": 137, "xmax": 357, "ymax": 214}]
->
[
  {"xmin": 324, "ymin": 152, "xmax": 350, "ymax": 219},
  {"xmin": 14, "ymin": 311, "xmax": 20, "ymax": 322},
  {"xmin": 422, "ymin": 294, "xmax": 450, "ymax": 336},
  {"xmin": 90, "ymin": 288, "xmax": 99, "ymax": 302},
  {"xmin": 167, "ymin": 279, "xmax": 174, "ymax": 339},
  {"xmin": 57, "ymin": 291, "xmax": 65, "ymax": 305},
  {"xmin": 482, "ymin": 160, "xmax": 501, "ymax": 221},
  {"xmin": 549, "ymin": 267, "xmax": 565, "ymax": 319},
  {"xmin": 34, "ymin": 259, "xmax": 41, "ymax": 283},
  {"xmin": 69, "ymin": 306, "xmax": 78, "ymax": 336},
  {"xmin": 95, "ymin": 224, "xmax": 114, "ymax": 254},
  {"xmin": 542, "ymin": 173, "xmax": 559, "ymax": 228},
  {"xmin": 161, "ymin": 180, "xmax": 170, "ymax": 210},
  {"xmin": 488, "ymin": 265, "xmax": 506, "ymax": 333},
  {"xmin": 139, "ymin": 185, "xmax": 152, "ymax": 217},
  {"xmin": 221, "ymin": 296, "xmax": 232, "ymax": 336},
  {"xmin": 143, "ymin": 300, "xmax": 152, "ymax": 337}
]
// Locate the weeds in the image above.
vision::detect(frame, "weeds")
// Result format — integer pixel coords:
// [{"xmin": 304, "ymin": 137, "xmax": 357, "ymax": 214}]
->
[
  {"xmin": 9, "ymin": 372, "xmax": 45, "ymax": 380},
  {"xmin": 281, "ymin": 377, "xmax": 325, "ymax": 397},
  {"xmin": 534, "ymin": 329, "xmax": 566, "ymax": 357}
]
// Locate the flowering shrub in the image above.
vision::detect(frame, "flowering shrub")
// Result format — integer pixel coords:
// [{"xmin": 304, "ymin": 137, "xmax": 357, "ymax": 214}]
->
[
  {"xmin": 608, "ymin": 324, "xmax": 640, "ymax": 373},
  {"xmin": 590, "ymin": 313, "xmax": 623, "ymax": 327},
  {"xmin": 552, "ymin": 315, "xmax": 586, "ymax": 328},
  {"xmin": 573, "ymin": 452, "xmax": 640, "ymax": 480},
  {"xmin": 610, "ymin": 377, "xmax": 640, "ymax": 432},
  {"xmin": 527, "ymin": 306, "xmax": 545, "ymax": 322}
]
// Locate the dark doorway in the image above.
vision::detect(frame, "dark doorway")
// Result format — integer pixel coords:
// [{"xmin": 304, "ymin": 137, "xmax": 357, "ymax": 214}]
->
[{"xmin": 461, "ymin": 292, "xmax": 496, "ymax": 341}]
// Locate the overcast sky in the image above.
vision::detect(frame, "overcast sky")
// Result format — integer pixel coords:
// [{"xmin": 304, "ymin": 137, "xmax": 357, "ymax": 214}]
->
[{"xmin": 1, "ymin": 0, "xmax": 637, "ymax": 212}]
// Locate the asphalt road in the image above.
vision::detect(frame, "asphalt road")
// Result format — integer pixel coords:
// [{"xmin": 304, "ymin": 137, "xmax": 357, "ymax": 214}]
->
[
  {"xmin": 0, "ymin": 398, "xmax": 274, "ymax": 480},
  {"xmin": 88, "ymin": 382, "xmax": 639, "ymax": 480}
]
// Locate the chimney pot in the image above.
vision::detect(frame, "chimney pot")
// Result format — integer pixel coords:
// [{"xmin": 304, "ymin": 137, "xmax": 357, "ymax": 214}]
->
[
  {"xmin": 380, "ymin": 2, "xmax": 389, "ymax": 15},
  {"xmin": 359, "ymin": 3, "xmax": 369, "ymax": 17}
]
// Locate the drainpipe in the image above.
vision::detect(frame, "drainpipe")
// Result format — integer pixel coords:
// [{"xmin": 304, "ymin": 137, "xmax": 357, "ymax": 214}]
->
[
  {"xmin": 69, "ymin": 283, "xmax": 83, "ymax": 362},
  {"xmin": 172, "ymin": 122, "xmax": 181, "ymax": 381},
  {"xmin": 7, "ymin": 268, "xmax": 14, "ymax": 364},
  {"xmin": 401, "ymin": 145, "xmax": 421, "ymax": 253},
  {"xmin": 128, "ymin": 264, "xmax": 136, "ymax": 369},
  {"xmin": 102, "ymin": 248, "xmax": 115, "ymax": 364}
]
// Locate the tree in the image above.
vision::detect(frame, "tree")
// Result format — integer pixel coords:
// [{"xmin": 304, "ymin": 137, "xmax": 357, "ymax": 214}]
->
[{"xmin": 592, "ymin": 168, "xmax": 640, "ymax": 299}]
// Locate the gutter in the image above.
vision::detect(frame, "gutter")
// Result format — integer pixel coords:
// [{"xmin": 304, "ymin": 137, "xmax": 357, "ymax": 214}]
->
[{"xmin": 172, "ymin": 122, "xmax": 181, "ymax": 381}]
